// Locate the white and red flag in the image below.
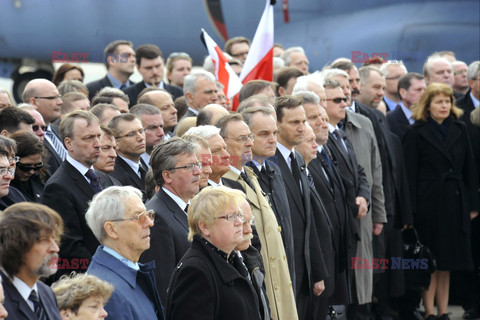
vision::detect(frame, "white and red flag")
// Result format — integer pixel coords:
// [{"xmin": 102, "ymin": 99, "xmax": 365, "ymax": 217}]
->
[
  {"xmin": 200, "ymin": 28, "xmax": 243, "ymax": 99},
  {"xmin": 239, "ymin": 0, "xmax": 274, "ymax": 83}
]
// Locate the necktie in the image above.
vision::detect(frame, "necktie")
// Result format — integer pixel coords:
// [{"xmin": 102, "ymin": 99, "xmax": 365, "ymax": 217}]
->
[
  {"xmin": 289, "ymin": 152, "xmax": 302, "ymax": 193},
  {"xmin": 307, "ymin": 171, "xmax": 315, "ymax": 188},
  {"xmin": 85, "ymin": 169, "xmax": 103, "ymax": 193},
  {"xmin": 45, "ymin": 129, "xmax": 67, "ymax": 160},
  {"xmin": 139, "ymin": 164, "xmax": 147, "ymax": 181},
  {"xmin": 184, "ymin": 204, "xmax": 189, "ymax": 214},
  {"xmin": 240, "ymin": 171, "xmax": 254, "ymax": 190},
  {"xmin": 320, "ymin": 148, "xmax": 333, "ymax": 172},
  {"xmin": 332, "ymin": 129, "xmax": 348, "ymax": 153},
  {"xmin": 29, "ymin": 290, "xmax": 47, "ymax": 320},
  {"xmin": 119, "ymin": 84, "xmax": 127, "ymax": 90}
]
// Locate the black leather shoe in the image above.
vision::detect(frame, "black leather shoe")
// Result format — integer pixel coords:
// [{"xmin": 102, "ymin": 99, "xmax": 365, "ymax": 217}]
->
[
  {"xmin": 400, "ymin": 310, "xmax": 424, "ymax": 320},
  {"xmin": 437, "ymin": 314, "xmax": 450, "ymax": 320},
  {"xmin": 463, "ymin": 308, "xmax": 479, "ymax": 320},
  {"xmin": 425, "ymin": 315, "xmax": 437, "ymax": 320}
]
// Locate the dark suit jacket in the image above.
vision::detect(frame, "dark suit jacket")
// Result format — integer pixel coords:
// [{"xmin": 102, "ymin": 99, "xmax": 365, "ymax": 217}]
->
[
  {"xmin": 86, "ymin": 75, "xmax": 114, "ymax": 100},
  {"xmin": 11, "ymin": 174, "xmax": 44, "ymax": 203},
  {"xmin": 0, "ymin": 186, "xmax": 27, "ymax": 210},
  {"xmin": 1, "ymin": 270, "xmax": 61, "ymax": 320},
  {"xmin": 42, "ymin": 161, "xmax": 101, "ymax": 274},
  {"xmin": 387, "ymin": 105, "xmax": 410, "ymax": 139},
  {"xmin": 140, "ymin": 188, "xmax": 190, "ymax": 303},
  {"xmin": 273, "ymin": 149, "xmax": 327, "ymax": 292},
  {"xmin": 109, "ymin": 156, "xmax": 147, "ymax": 200},
  {"xmin": 247, "ymin": 159, "xmax": 295, "ymax": 281},
  {"xmin": 43, "ymin": 138, "xmax": 63, "ymax": 177},
  {"xmin": 123, "ymin": 81, "xmax": 183, "ymax": 106}
]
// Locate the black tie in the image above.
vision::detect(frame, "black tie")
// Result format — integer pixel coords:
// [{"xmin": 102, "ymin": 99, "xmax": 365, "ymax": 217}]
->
[
  {"xmin": 29, "ymin": 290, "xmax": 47, "ymax": 320},
  {"xmin": 139, "ymin": 164, "xmax": 147, "ymax": 181},
  {"xmin": 240, "ymin": 171, "xmax": 254, "ymax": 190},
  {"xmin": 320, "ymin": 148, "xmax": 333, "ymax": 172},
  {"xmin": 184, "ymin": 204, "xmax": 189, "ymax": 214},
  {"xmin": 307, "ymin": 171, "xmax": 315, "ymax": 188},
  {"xmin": 85, "ymin": 169, "xmax": 103, "ymax": 194},
  {"xmin": 332, "ymin": 129, "xmax": 348, "ymax": 153},
  {"xmin": 290, "ymin": 152, "xmax": 302, "ymax": 193}
]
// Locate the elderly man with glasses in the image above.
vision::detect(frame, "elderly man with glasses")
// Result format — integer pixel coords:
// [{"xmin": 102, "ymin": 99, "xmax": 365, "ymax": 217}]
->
[
  {"xmin": 140, "ymin": 137, "xmax": 201, "ymax": 303},
  {"xmin": 86, "ymin": 186, "xmax": 165, "ymax": 320}
]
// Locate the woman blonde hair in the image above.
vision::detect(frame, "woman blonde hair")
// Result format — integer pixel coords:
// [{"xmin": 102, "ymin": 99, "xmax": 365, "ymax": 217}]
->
[{"xmin": 411, "ymin": 82, "xmax": 463, "ymax": 121}]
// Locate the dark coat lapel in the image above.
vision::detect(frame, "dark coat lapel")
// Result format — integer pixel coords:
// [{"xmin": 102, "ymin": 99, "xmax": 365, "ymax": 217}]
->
[{"xmin": 159, "ymin": 189, "xmax": 189, "ymax": 231}]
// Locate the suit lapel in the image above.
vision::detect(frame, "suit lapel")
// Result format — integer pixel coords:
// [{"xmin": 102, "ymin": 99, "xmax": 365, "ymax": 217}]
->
[
  {"xmin": 223, "ymin": 170, "xmax": 261, "ymax": 209},
  {"xmin": 64, "ymin": 161, "xmax": 95, "ymax": 199},
  {"xmin": 117, "ymin": 157, "xmax": 144, "ymax": 189},
  {"xmin": 159, "ymin": 189, "xmax": 188, "ymax": 231},
  {"xmin": 1, "ymin": 271, "xmax": 37, "ymax": 319},
  {"xmin": 273, "ymin": 151, "xmax": 305, "ymax": 217}
]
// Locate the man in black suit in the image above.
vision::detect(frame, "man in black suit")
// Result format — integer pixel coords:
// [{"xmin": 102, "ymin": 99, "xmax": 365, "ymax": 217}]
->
[
  {"xmin": 22, "ymin": 79, "xmax": 66, "ymax": 176},
  {"xmin": 108, "ymin": 113, "xmax": 148, "ymax": 200},
  {"xmin": 86, "ymin": 40, "xmax": 136, "ymax": 100},
  {"xmin": 240, "ymin": 103, "xmax": 295, "ymax": 282},
  {"xmin": 456, "ymin": 61, "xmax": 480, "ymax": 320},
  {"xmin": 274, "ymin": 95, "xmax": 328, "ymax": 320},
  {"xmin": 140, "ymin": 138, "xmax": 201, "ymax": 303},
  {"xmin": 42, "ymin": 110, "xmax": 110, "ymax": 277},
  {"xmin": 387, "ymin": 73, "xmax": 426, "ymax": 139},
  {"xmin": 0, "ymin": 202, "xmax": 63, "ymax": 320},
  {"xmin": 379, "ymin": 61, "xmax": 407, "ymax": 112},
  {"xmin": 124, "ymin": 44, "xmax": 183, "ymax": 106},
  {"xmin": 182, "ymin": 70, "xmax": 219, "ymax": 119}
]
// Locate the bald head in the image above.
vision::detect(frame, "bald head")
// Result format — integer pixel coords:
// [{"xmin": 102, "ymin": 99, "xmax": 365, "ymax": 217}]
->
[
  {"xmin": 197, "ymin": 104, "xmax": 230, "ymax": 126},
  {"xmin": 138, "ymin": 90, "xmax": 177, "ymax": 131},
  {"xmin": 22, "ymin": 79, "xmax": 62, "ymax": 124}
]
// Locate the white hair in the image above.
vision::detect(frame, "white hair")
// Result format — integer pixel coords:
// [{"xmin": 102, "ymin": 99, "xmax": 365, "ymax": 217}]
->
[
  {"xmin": 282, "ymin": 46, "xmax": 306, "ymax": 66},
  {"xmin": 292, "ymin": 71, "xmax": 325, "ymax": 93},
  {"xmin": 185, "ymin": 125, "xmax": 221, "ymax": 140},
  {"xmin": 380, "ymin": 61, "xmax": 407, "ymax": 76}
]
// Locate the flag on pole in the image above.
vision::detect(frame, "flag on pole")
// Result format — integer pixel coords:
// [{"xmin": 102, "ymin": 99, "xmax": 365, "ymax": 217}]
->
[
  {"xmin": 239, "ymin": 0, "xmax": 274, "ymax": 83},
  {"xmin": 200, "ymin": 28, "xmax": 243, "ymax": 99}
]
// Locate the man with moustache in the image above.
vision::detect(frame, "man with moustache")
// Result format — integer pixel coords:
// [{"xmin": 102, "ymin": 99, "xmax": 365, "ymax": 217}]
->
[
  {"xmin": 273, "ymin": 96, "xmax": 327, "ymax": 320},
  {"xmin": 0, "ymin": 202, "xmax": 63, "ymax": 320},
  {"xmin": 184, "ymin": 125, "xmax": 231, "ymax": 187},
  {"xmin": 218, "ymin": 113, "xmax": 299, "ymax": 320},
  {"xmin": 140, "ymin": 138, "xmax": 201, "ymax": 303},
  {"xmin": 130, "ymin": 104, "xmax": 165, "ymax": 166},
  {"xmin": 42, "ymin": 110, "xmax": 105, "ymax": 276},
  {"xmin": 108, "ymin": 113, "xmax": 148, "ymax": 200},
  {"xmin": 124, "ymin": 44, "xmax": 183, "ymax": 106}
]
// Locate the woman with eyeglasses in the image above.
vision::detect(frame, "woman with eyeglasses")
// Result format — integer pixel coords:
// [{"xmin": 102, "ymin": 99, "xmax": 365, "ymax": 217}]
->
[
  {"xmin": 0, "ymin": 136, "xmax": 27, "ymax": 210},
  {"xmin": 166, "ymin": 186, "xmax": 262, "ymax": 320},
  {"xmin": 10, "ymin": 131, "xmax": 46, "ymax": 202}
]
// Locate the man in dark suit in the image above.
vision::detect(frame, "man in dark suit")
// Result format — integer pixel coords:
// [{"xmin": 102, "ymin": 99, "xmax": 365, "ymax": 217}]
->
[
  {"xmin": 182, "ymin": 70, "xmax": 219, "ymax": 119},
  {"xmin": 108, "ymin": 113, "xmax": 148, "ymax": 200},
  {"xmin": 140, "ymin": 138, "xmax": 201, "ymax": 303},
  {"xmin": 240, "ymin": 104, "xmax": 295, "ymax": 282},
  {"xmin": 456, "ymin": 61, "xmax": 480, "ymax": 320},
  {"xmin": 86, "ymin": 40, "xmax": 136, "ymax": 100},
  {"xmin": 124, "ymin": 44, "xmax": 183, "ymax": 106},
  {"xmin": 0, "ymin": 202, "xmax": 63, "ymax": 320},
  {"xmin": 387, "ymin": 73, "xmax": 426, "ymax": 139},
  {"xmin": 42, "ymin": 110, "xmax": 106, "ymax": 276},
  {"xmin": 22, "ymin": 79, "xmax": 66, "ymax": 176},
  {"xmin": 273, "ymin": 96, "xmax": 328, "ymax": 320}
]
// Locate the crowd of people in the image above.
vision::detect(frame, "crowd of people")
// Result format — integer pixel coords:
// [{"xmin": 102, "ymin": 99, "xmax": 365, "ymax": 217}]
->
[{"xmin": 0, "ymin": 37, "xmax": 478, "ymax": 320}]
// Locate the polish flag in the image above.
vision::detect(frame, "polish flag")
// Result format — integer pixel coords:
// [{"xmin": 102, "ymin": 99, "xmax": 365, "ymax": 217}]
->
[
  {"xmin": 200, "ymin": 28, "xmax": 243, "ymax": 99},
  {"xmin": 239, "ymin": 0, "xmax": 274, "ymax": 83}
]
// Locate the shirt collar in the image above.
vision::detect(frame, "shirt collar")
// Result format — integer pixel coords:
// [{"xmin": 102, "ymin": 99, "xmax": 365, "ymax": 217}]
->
[
  {"xmin": 383, "ymin": 96, "xmax": 398, "ymax": 111},
  {"xmin": 327, "ymin": 123, "xmax": 338, "ymax": 133},
  {"xmin": 140, "ymin": 153, "xmax": 151, "ymax": 168},
  {"xmin": 229, "ymin": 165, "xmax": 242, "ymax": 176},
  {"xmin": 102, "ymin": 245, "xmax": 139, "ymax": 270},
  {"xmin": 106, "ymin": 73, "xmax": 132, "ymax": 89},
  {"xmin": 399, "ymin": 102, "xmax": 414, "ymax": 124},
  {"xmin": 470, "ymin": 91, "xmax": 479, "ymax": 109},
  {"xmin": 144, "ymin": 81, "xmax": 165, "ymax": 89},
  {"xmin": 200, "ymin": 236, "xmax": 234, "ymax": 264},
  {"xmin": 118, "ymin": 154, "xmax": 141, "ymax": 177},
  {"xmin": 12, "ymin": 276, "xmax": 38, "ymax": 311},
  {"xmin": 187, "ymin": 107, "xmax": 199, "ymax": 115},
  {"xmin": 66, "ymin": 155, "xmax": 95, "ymax": 182},
  {"xmin": 162, "ymin": 187, "xmax": 188, "ymax": 212}
]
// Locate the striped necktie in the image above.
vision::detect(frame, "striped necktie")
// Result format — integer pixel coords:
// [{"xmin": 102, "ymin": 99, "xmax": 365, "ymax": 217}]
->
[
  {"xmin": 45, "ymin": 129, "xmax": 67, "ymax": 160},
  {"xmin": 29, "ymin": 289, "xmax": 47, "ymax": 320}
]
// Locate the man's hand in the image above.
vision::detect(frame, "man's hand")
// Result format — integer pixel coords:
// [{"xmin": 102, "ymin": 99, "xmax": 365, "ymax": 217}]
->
[
  {"xmin": 372, "ymin": 222, "xmax": 384, "ymax": 235},
  {"xmin": 313, "ymin": 280, "xmax": 325, "ymax": 296},
  {"xmin": 471, "ymin": 211, "xmax": 479, "ymax": 220},
  {"xmin": 356, "ymin": 196, "xmax": 368, "ymax": 219}
]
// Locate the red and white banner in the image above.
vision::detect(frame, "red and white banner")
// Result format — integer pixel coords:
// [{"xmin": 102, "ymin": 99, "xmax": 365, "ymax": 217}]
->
[
  {"xmin": 200, "ymin": 28, "xmax": 243, "ymax": 99},
  {"xmin": 239, "ymin": 0, "xmax": 274, "ymax": 83}
]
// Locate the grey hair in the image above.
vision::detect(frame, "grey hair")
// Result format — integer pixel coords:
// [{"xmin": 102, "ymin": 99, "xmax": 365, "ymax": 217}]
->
[
  {"xmin": 292, "ymin": 72, "xmax": 325, "ymax": 93},
  {"xmin": 85, "ymin": 186, "xmax": 143, "ymax": 242},
  {"xmin": 273, "ymin": 57, "xmax": 285, "ymax": 69},
  {"xmin": 17, "ymin": 103, "xmax": 36, "ymax": 111},
  {"xmin": 184, "ymin": 125, "xmax": 220, "ymax": 140},
  {"xmin": 183, "ymin": 70, "xmax": 217, "ymax": 94},
  {"xmin": 467, "ymin": 61, "xmax": 480, "ymax": 81},
  {"xmin": 293, "ymin": 91, "xmax": 320, "ymax": 104},
  {"xmin": 282, "ymin": 46, "xmax": 305, "ymax": 66},
  {"xmin": 322, "ymin": 68, "xmax": 349, "ymax": 81},
  {"xmin": 380, "ymin": 61, "xmax": 407, "ymax": 76},
  {"xmin": 359, "ymin": 66, "xmax": 384, "ymax": 85},
  {"xmin": 130, "ymin": 103, "xmax": 161, "ymax": 117},
  {"xmin": 150, "ymin": 138, "xmax": 197, "ymax": 187},
  {"xmin": 240, "ymin": 106, "xmax": 275, "ymax": 129},
  {"xmin": 422, "ymin": 55, "xmax": 452, "ymax": 78}
]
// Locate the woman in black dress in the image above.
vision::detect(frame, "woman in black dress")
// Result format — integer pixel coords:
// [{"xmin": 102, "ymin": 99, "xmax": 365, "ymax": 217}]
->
[{"xmin": 403, "ymin": 83, "xmax": 479, "ymax": 320}]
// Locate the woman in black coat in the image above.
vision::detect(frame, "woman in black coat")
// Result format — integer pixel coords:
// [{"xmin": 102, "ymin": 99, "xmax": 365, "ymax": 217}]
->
[
  {"xmin": 166, "ymin": 186, "xmax": 262, "ymax": 320},
  {"xmin": 403, "ymin": 83, "xmax": 479, "ymax": 320}
]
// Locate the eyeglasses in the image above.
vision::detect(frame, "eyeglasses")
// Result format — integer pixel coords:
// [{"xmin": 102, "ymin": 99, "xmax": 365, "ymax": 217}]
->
[
  {"xmin": 168, "ymin": 162, "xmax": 202, "ymax": 172},
  {"xmin": 16, "ymin": 162, "xmax": 44, "ymax": 172},
  {"xmin": 32, "ymin": 125, "xmax": 48, "ymax": 132},
  {"xmin": 115, "ymin": 128, "xmax": 145, "ymax": 139},
  {"xmin": 110, "ymin": 209, "xmax": 155, "ymax": 225},
  {"xmin": 454, "ymin": 70, "xmax": 467, "ymax": 76},
  {"xmin": 225, "ymin": 134, "xmax": 255, "ymax": 143},
  {"xmin": 0, "ymin": 167, "xmax": 15, "ymax": 177},
  {"xmin": 327, "ymin": 97, "xmax": 348, "ymax": 104},
  {"xmin": 9, "ymin": 156, "xmax": 20, "ymax": 164},
  {"xmin": 34, "ymin": 95, "xmax": 62, "ymax": 100},
  {"xmin": 216, "ymin": 211, "xmax": 245, "ymax": 223}
]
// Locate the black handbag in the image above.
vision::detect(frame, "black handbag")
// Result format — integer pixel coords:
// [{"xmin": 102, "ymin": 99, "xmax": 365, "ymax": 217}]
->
[{"xmin": 402, "ymin": 227, "xmax": 437, "ymax": 291}]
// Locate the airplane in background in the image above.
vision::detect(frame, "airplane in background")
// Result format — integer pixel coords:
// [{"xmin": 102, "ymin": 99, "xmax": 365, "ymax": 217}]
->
[{"xmin": 0, "ymin": 0, "xmax": 478, "ymax": 102}]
